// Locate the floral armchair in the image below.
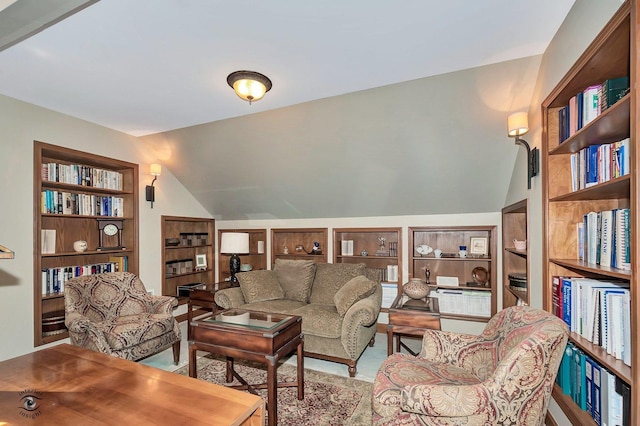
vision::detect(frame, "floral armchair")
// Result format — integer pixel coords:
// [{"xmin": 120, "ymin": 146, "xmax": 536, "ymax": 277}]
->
[
  {"xmin": 64, "ymin": 272, "xmax": 181, "ymax": 364},
  {"xmin": 372, "ymin": 306, "xmax": 569, "ymax": 425}
]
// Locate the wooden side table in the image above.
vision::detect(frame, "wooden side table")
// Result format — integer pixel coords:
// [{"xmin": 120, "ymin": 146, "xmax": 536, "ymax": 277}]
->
[
  {"xmin": 387, "ymin": 294, "xmax": 440, "ymax": 356},
  {"xmin": 187, "ymin": 282, "xmax": 232, "ymax": 340}
]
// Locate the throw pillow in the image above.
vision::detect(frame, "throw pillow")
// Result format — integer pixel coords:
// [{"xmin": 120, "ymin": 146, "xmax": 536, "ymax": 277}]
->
[
  {"xmin": 237, "ymin": 270, "xmax": 284, "ymax": 304},
  {"xmin": 334, "ymin": 275, "xmax": 377, "ymax": 316},
  {"xmin": 309, "ymin": 262, "xmax": 366, "ymax": 305},
  {"xmin": 273, "ymin": 259, "xmax": 317, "ymax": 303}
]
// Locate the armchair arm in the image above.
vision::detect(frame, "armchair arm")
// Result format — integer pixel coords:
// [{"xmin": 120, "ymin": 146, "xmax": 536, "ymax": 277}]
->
[
  {"xmin": 148, "ymin": 294, "xmax": 179, "ymax": 314},
  {"xmin": 214, "ymin": 287, "xmax": 246, "ymax": 309},
  {"xmin": 401, "ymin": 382, "xmax": 491, "ymax": 417},
  {"xmin": 65, "ymin": 312, "xmax": 113, "ymax": 355}
]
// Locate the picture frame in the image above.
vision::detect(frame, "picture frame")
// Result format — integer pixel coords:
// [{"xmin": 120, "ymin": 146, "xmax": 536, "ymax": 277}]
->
[
  {"xmin": 469, "ymin": 237, "xmax": 488, "ymax": 256},
  {"xmin": 195, "ymin": 254, "xmax": 207, "ymax": 271}
]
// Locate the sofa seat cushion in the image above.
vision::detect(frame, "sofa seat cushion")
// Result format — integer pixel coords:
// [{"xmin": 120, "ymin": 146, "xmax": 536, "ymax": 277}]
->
[
  {"xmin": 101, "ymin": 313, "xmax": 176, "ymax": 350},
  {"xmin": 334, "ymin": 275, "xmax": 377, "ymax": 316},
  {"xmin": 309, "ymin": 262, "xmax": 366, "ymax": 305},
  {"xmin": 273, "ymin": 259, "xmax": 317, "ymax": 303},
  {"xmin": 241, "ymin": 299, "xmax": 306, "ymax": 315},
  {"xmin": 293, "ymin": 304, "xmax": 342, "ymax": 339},
  {"xmin": 237, "ymin": 270, "xmax": 284, "ymax": 304}
]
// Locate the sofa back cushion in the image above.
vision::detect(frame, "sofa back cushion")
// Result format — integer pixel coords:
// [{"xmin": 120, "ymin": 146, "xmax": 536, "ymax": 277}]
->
[
  {"xmin": 237, "ymin": 270, "xmax": 284, "ymax": 304},
  {"xmin": 309, "ymin": 262, "xmax": 366, "ymax": 305},
  {"xmin": 273, "ymin": 259, "xmax": 317, "ymax": 303},
  {"xmin": 334, "ymin": 275, "xmax": 378, "ymax": 316}
]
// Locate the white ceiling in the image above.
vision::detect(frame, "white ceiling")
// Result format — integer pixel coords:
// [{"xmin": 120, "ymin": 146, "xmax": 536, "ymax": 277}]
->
[{"xmin": 0, "ymin": 0, "xmax": 575, "ymax": 137}]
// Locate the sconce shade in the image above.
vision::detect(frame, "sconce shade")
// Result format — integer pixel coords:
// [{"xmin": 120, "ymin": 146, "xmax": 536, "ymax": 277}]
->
[
  {"xmin": 220, "ymin": 232, "xmax": 250, "ymax": 254},
  {"xmin": 150, "ymin": 164, "xmax": 161, "ymax": 176},
  {"xmin": 508, "ymin": 112, "xmax": 529, "ymax": 137},
  {"xmin": 227, "ymin": 70, "xmax": 272, "ymax": 104}
]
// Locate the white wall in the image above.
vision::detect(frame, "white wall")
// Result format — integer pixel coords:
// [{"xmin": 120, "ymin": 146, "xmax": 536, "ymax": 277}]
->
[{"xmin": 0, "ymin": 93, "xmax": 210, "ymax": 360}]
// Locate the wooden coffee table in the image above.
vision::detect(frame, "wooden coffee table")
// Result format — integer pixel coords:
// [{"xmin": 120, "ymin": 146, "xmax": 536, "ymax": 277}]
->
[
  {"xmin": 189, "ymin": 309, "xmax": 304, "ymax": 426},
  {"xmin": 0, "ymin": 343, "xmax": 264, "ymax": 425},
  {"xmin": 387, "ymin": 294, "xmax": 441, "ymax": 355}
]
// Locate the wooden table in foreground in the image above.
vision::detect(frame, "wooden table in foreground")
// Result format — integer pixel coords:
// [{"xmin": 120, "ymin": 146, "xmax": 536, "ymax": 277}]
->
[
  {"xmin": 387, "ymin": 294, "xmax": 441, "ymax": 356},
  {"xmin": 190, "ymin": 310, "xmax": 304, "ymax": 426},
  {"xmin": 0, "ymin": 343, "xmax": 264, "ymax": 425}
]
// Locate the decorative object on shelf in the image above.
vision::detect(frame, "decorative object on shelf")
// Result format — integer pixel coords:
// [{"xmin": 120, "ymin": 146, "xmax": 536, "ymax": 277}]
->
[
  {"xmin": 360, "ymin": 249, "xmax": 368, "ymax": 256},
  {"xmin": 416, "ymin": 245, "xmax": 433, "ymax": 256},
  {"xmin": 469, "ymin": 237, "xmax": 488, "ymax": 256},
  {"xmin": 513, "ymin": 239, "xmax": 527, "ymax": 250},
  {"xmin": 145, "ymin": 163, "xmax": 161, "ymax": 208},
  {"xmin": 434, "ymin": 249, "xmax": 442, "ymax": 258},
  {"xmin": 423, "ymin": 266, "xmax": 431, "ymax": 284},
  {"xmin": 403, "ymin": 278, "xmax": 431, "ymax": 300},
  {"xmin": 239, "ymin": 263, "xmax": 253, "ymax": 272},
  {"xmin": 304, "ymin": 241, "xmax": 323, "ymax": 255},
  {"xmin": 472, "ymin": 266, "xmax": 490, "ymax": 287},
  {"xmin": 295, "ymin": 244, "xmax": 303, "ymax": 252},
  {"xmin": 73, "ymin": 240, "xmax": 88, "ymax": 253},
  {"xmin": 508, "ymin": 273, "xmax": 527, "ymax": 289},
  {"xmin": 227, "ymin": 70, "xmax": 272, "ymax": 104},
  {"xmin": 165, "ymin": 238, "xmax": 180, "ymax": 246},
  {"xmin": 458, "ymin": 246, "xmax": 467, "ymax": 258},
  {"xmin": 507, "ymin": 112, "xmax": 539, "ymax": 190},
  {"xmin": 257, "ymin": 240, "xmax": 264, "ymax": 254},
  {"xmin": 283, "ymin": 245, "xmax": 289, "ymax": 254},
  {"xmin": 96, "ymin": 218, "xmax": 124, "ymax": 251},
  {"xmin": 195, "ymin": 254, "xmax": 207, "ymax": 271},
  {"xmin": 220, "ymin": 232, "xmax": 250, "ymax": 284}
]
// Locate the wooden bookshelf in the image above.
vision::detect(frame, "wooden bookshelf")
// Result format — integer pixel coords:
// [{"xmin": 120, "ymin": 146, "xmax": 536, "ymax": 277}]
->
[
  {"xmin": 502, "ymin": 199, "xmax": 528, "ymax": 308},
  {"xmin": 33, "ymin": 141, "xmax": 139, "ymax": 346},
  {"xmin": 270, "ymin": 228, "xmax": 328, "ymax": 266}
]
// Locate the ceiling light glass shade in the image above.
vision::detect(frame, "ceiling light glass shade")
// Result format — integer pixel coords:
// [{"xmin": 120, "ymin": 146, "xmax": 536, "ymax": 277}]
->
[
  {"xmin": 507, "ymin": 112, "xmax": 529, "ymax": 137},
  {"xmin": 227, "ymin": 70, "xmax": 272, "ymax": 104},
  {"xmin": 220, "ymin": 232, "xmax": 250, "ymax": 254}
]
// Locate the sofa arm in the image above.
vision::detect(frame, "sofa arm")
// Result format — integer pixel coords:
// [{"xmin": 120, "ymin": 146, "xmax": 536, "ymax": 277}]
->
[
  {"xmin": 341, "ymin": 285, "xmax": 382, "ymax": 358},
  {"xmin": 401, "ymin": 382, "xmax": 490, "ymax": 417},
  {"xmin": 214, "ymin": 287, "xmax": 246, "ymax": 309},
  {"xmin": 148, "ymin": 295, "xmax": 179, "ymax": 314}
]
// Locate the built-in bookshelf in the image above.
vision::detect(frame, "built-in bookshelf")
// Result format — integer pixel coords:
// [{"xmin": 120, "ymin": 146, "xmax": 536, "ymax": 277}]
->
[
  {"xmin": 33, "ymin": 141, "xmax": 139, "ymax": 346},
  {"xmin": 409, "ymin": 226, "xmax": 497, "ymax": 322},
  {"xmin": 542, "ymin": 2, "xmax": 636, "ymax": 423},
  {"xmin": 218, "ymin": 229, "xmax": 267, "ymax": 282},
  {"xmin": 271, "ymin": 228, "xmax": 328, "ymax": 266},
  {"xmin": 502, "ymin": 199, "xmax": 528, "ymax": 308}
]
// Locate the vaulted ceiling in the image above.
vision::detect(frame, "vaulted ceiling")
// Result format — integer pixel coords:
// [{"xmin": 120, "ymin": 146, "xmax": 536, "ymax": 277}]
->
[{"xmin": 0, "ymin": 0, "xmax": 576, "ymax": 219}]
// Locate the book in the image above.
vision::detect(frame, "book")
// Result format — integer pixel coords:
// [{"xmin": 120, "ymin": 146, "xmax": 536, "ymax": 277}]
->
[
  {"xmin": 591, "ymin": 360, "xmax": 602, "ymax": 424},
  {"xmin": 599, "ymin": 210, "xmax": 612, "ymax": 267},
  {"xmin": 41, "ymin": 229, "xmax": 56, "ymax": 254},
  {"xmin": 583, "ymin": 85, "xmax": 601, "ymax": 125}
]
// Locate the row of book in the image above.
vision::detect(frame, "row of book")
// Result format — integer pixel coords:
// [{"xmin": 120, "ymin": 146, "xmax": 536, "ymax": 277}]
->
[
  {"xmin": 41, "ymin": 190, "xmax": 124, "ymax": 217},
  {"xmin": 577, "ymin": 208, "xmax": 630, "ymax": 270},
  {"xmin": 42, "ymin": 162, "xmax": 123, "ymax": 190},
  {"xmin": 558, "ymin": 77, "xmax": 629, "ymax": 143},
  {"xmin": 552, "ymin": 276, "xmax": 631, "ymax": 366},
  {"xmin": 367, "ymin": 265, "xmax": 399, "ymax": 283},
  {"xmin": 557, "ymin": 341, "xmax": 629, "ymax": 425},
  {"xmin": 41, "ymin": 256, "xmax": 128, "ymax": 295},
  {"xmin": 570, "ymin": 138, "xmax": 629, "ymax": 191},
  {"xmin": 432, "ymin": 289, "xmax": 491, "ymax": 317}
]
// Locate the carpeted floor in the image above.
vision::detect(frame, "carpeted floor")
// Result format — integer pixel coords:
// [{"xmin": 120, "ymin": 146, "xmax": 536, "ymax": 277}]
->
[{"xmin": 175, "ymin": 355, "xmax": 372, "ymax": 425}]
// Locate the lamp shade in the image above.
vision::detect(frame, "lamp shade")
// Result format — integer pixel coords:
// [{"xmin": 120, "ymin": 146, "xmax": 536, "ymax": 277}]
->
[
  {"xmin": 150, "ymin": 164, "xmax": 161, "ymax": 176},
  {"xmin": 227, "ymin": 71, "xmax": 272, "ymax": 103},
  {"xmin": 220, "ymin": 232, "xmax": 250, "ymax": 254},
  {"xmin": 508, "ymin": 112, "xmax": 529, "ymax": 137}
]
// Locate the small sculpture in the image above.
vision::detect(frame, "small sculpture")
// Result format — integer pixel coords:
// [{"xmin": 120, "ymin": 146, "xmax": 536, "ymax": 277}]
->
[
  {"xmin": 378, "ymin": 237, "xmax": 386, "ymax": 251},
  {"xmin": 304, "ymin": 242, "xmax": 322, "ymax": 255},
  {"xmin": 283, "ymin": 245, "xmax": 289, "ymax": 254}
]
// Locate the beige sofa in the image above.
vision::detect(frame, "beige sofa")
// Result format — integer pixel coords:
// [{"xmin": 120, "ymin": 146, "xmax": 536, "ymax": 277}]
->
[{"xmin": 214, "ymin": 259, "xmax": 382, "ymax": 377}]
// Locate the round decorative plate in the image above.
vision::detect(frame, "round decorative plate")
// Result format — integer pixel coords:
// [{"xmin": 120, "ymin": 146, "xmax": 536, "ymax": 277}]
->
[{"xmin": 472, "ymin": 266, "xmax": 489, "ymax": 286}]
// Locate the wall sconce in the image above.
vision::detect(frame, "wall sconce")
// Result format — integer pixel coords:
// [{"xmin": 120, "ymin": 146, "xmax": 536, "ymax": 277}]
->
[
  {"xmin": 508, "ymin": 112, "xmax": 539, "ymax": 189},
  {"xmin": 145, "ymin": 164, "xmax": 161, "ymax": 208},
  {"xmin": 227, "ymin": 70, "xmax": 272, "ymax": 104},
  {"xmin": 220, "ymin": 232, "xmax": 250, "ymax": 284}
]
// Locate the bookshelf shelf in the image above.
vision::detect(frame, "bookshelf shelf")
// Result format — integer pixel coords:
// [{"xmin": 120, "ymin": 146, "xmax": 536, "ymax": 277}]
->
[
  {"xmin": 502, "ymin": 199, "xmax": 528, "ymax": 308},
  {"xmin": 271, "ymin": 228, "xmax": 328, "ymax": 266},
  {"xmin": 542, "ymin": 2, "xmax": 636, "ymax": 422}
]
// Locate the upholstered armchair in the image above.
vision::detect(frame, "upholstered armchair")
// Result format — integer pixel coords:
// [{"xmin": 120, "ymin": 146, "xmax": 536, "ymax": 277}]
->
[
  {"xmin": 64, "ymin": 272, "xmax": 181, "ymax": 364},
  {"xmin": 372, "ymin": 306, "xmax": 569, "ymax": 425}
]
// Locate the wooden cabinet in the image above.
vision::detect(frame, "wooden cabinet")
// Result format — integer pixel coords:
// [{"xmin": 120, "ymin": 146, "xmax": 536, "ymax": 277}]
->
[
  {"xmin": 542, "ymin": 2, "xmax": 636, "ymax": 423},
  {"xmin": 33, "ymin": 141, "xmax": 139, "ymax": 346},
  {"xmin": 409, "ymin": 226, "xmax": 497, "ymax": 322},
  {"xmin": 502, "ymin": 199, "xmax": 528, "ymax": 307},
  {"xmin": 333, "ymin": 227, "xmax": 402, "ymax": 296},
  {"xmin": 217, "ymin": 229, "xmax": 267, "ymax": 282},
  {"xmin": 270, "ymin": 228, "xmax": 328, "ymax": 265},
  {"xmin": 161, "ymin": 216, "xmax": 215, "ymax": 299}
]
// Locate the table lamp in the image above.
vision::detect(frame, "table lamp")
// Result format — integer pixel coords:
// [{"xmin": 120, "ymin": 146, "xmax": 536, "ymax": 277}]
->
[{"xmin": 220, "ymin": 232, "xmax": 250, "ymax": 283}]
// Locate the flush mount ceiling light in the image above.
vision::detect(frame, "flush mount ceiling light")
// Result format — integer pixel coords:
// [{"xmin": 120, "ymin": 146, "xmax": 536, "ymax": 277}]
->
[{"xmin": 227, "ymin": 70, "xmax": 272, "ymax": 104}]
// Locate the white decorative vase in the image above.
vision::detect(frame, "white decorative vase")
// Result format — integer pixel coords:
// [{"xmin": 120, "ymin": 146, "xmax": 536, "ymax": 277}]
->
[{"xmin": 73, "ymin": 240, "xmax": 88, "ymax": 252}]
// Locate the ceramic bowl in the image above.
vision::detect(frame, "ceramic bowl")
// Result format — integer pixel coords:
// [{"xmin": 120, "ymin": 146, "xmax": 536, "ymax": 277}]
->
[
  {"xmin": 513, "ymin": 239, "xmax": 527, "ymax": 250},
  {"xmin": 403, "ymin": 278, "xmax": 431, "ymax": 300},
  {"xmin": 165, "ymin": 238, "xmax": 180, "ymax": 246},
  {"xmin": 239, "ymin": 263, "xmax": 253, "ymax": 272}
]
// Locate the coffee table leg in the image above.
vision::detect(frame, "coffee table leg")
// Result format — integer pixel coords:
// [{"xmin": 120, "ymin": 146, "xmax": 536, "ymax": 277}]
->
[
  {"xmin": 226, "ymin": 357, "xmax": 233, "ymax": 383},
  {"xmin": 189, "ymin": 343, "xmax": 197, "ymax": 378},
  {"xmin": 297, "ymin": 338, "xmax": 304, "ymax": 400},
  {"xmin": 267, "ymin": 360, "xmax": 277, "ymax": 426}
]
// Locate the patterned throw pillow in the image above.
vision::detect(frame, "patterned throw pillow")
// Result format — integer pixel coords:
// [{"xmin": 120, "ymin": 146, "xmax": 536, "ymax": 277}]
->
[
  {"xmin": 334, "ymin": 275, "xmax": 377, "ymax": 316},
  {"xmin": 237, "ymin": 270, "xmax": 284, "ymax": 304},
  {"xmin": 273, "ymin": 259, "xmax": 317, "ymax": 303}
]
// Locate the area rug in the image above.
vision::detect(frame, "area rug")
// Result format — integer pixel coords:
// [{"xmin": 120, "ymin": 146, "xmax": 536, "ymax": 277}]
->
[{"xmin": 175, "ymin": 356, "xmax": 372, "ymax": 425}]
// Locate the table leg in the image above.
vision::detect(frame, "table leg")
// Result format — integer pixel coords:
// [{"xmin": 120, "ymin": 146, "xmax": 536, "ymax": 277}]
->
[
  {"xmin": 267, "ymin": 360, "xmax": 277, "ymax": 426},
  {"xmin": 396, "ymin": 334, "xmax": 401, "ymax": 353},
  {"xmin": 187, "ymin": 302, "xmax": 193, "ymax": 341},
  {"xmin": 297, "ymin": 339, "xmax": 304, "ymax": 400},
  {"xmin": 188, "ymin": 343, "xmax": 197, "ymax": 378},
  {"xmin": 226, "ymin": 357, "xmax": 234, "ymax": 383},
  {"xmin": 387, "ymin": 327, "xmax": 393, "ymax": 355}
]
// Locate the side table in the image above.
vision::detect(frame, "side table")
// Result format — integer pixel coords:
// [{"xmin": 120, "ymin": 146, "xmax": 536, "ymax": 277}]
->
[
  {"xmin": 387, "ymin": 294, "xmax": 440, "ymax": 356},
  {"xmin": 187, "ymin": 282, "xmax": 232, "ymax": 340}
]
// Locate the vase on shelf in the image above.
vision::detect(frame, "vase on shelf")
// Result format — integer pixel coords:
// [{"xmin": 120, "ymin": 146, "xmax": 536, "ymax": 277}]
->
[{"xmin": 403, "ymin": 278, "xmax": 431, "ymax": 300}]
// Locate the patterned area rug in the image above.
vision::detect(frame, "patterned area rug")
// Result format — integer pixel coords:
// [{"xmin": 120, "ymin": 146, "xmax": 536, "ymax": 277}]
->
[{"xmin": 175, "ymin": 356, "xmax": 372, "ymax": 425}]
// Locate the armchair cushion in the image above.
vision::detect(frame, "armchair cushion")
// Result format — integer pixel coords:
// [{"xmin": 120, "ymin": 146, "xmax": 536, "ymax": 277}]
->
[
  {"xmin": 237, "ymin": 270, "xmax": 284, "ymax": 304},
  {"xmin": 102, "ymin": 313, "xmax": 178, "ymax": 350},
  {"xmin": 273, "ymin": 258, "xmax": 316, "ymax": 303},
  {"xmin": 309, "ymin": 262, "xmax": 366, "ymax": 305},
  {"xmin": 334, "ymin": 275, "xmax": 377, "ymax": 317}
]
